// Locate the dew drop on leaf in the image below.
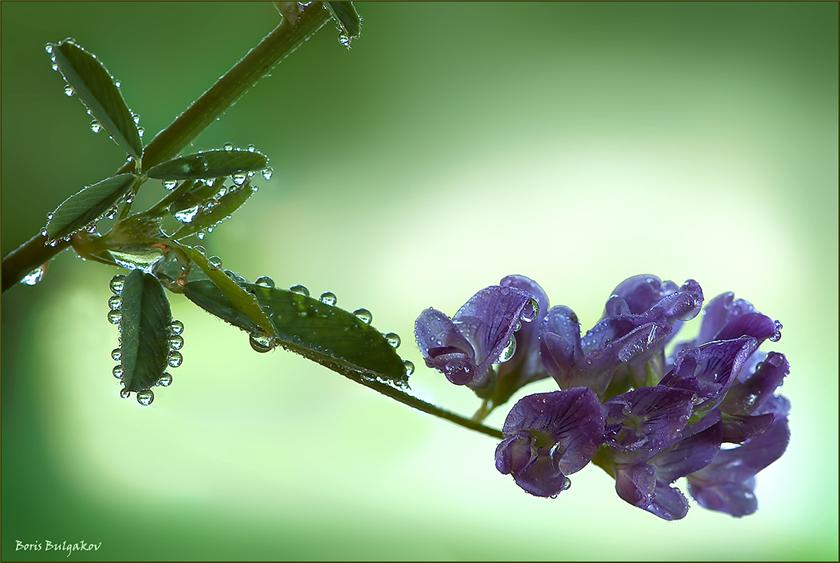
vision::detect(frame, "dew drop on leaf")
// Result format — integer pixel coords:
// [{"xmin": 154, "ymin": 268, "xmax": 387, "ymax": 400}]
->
[
  {"xmin": 384, "ymin": 332, "xmax": 401, "ymax": 348},
  {"xmin": 232, "ymin": 173, "xmax": 247, "ymax": 186},
  {"xmin": 246, "ymin": 144, "xmax": 256, "ymax": 152},
  {"xmin": 110, "ymin": 275, "xmax": 126, "ymax": 294},
  {"xmin": 163, "ymin": 179, "xmax": 177, "ymax": 190},
  {"xmin": 90, "ymin": 120, "xmax": 102, "ymax": 133},
  {"xmin": 262, "ymin": 167, "xmax": 273, "ymax": 181},
  {"xmin": 20, "ymin": 265, "xmax": 46, "ymax": 286},
  {"xmin": 64, "ymin": 85, "xmax": 74, "ymax": 96},
  {"xmin": 111, "ymin": 348, "xmax": 122, "ymax": 361},
  {"xmin": 208, "ymin": 256, "xmax": 223, "ymax": 269},
  {"xmin": 175, "ymin": 206, "xmax": 199, "ymax": 223},
  {"xmin": 249, "ymin": 333, "xmax": 275, "ymax": 353},
  {"xmin": 108, "ymin": 310, "xmax": 122, "ymax": 324},
  {"xmin": 108, "ymin": 295, "xmax": 122, "ymax": 310},
  {"xmin": 137, "ymin": 389, "xmax": 154, "ymax": 406},
  {"xmin": 353, "ymin": 308, "xmax": 372, "ymax": 324},
  {"xmin": 290, "ymin": 284, "xmax": 309, "ymax": 297},
  {"xmin": 224, "ymin": 142, "xmax": 233, "ymax": 151},
  {"xmin": 112, "ymin": 365, "xmax": 124, "ymax": 379},
  {"xmin": 167, "ymin": 352, "xmax": 183, "ymax": 368},
  {"xmin": 168, "ymin": 335, "xmax": 184, "ymax": 351},
  {"xmin": 255, "ymin": 276, "xmax": 275, "ymax": 289},
  {"xmin": 319, "ymin": 291, "xmax": 337, "ymax": 306},
  {"xmin": 403, "ymin": 360, "xmax": 415, "ymax": 376},
  {"xmin": 169, "ymin": 320, "xmax": 184, "ymax": 335},
  {"xmin": 158, "ymin": 372, "xmax": 173, "ymax": 387},
  {"xmin": 120, "ymin": 389, "xmax": 131, "ymax": 399}
]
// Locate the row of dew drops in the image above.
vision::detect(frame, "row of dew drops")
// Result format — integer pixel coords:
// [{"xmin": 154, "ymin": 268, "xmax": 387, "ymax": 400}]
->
[
  {"xmin": 108, "ymin": 274, "xmax": 184, "ymax": 406},
  {"xmin": 236, "ymin": 274, "xmax": 415, "ymax": 378}
]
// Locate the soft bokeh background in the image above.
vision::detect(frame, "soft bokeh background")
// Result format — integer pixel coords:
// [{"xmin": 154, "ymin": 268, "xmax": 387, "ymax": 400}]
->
[{"xmin": 2, "ymin": 2, "xmax": 837, "ymax": 560}]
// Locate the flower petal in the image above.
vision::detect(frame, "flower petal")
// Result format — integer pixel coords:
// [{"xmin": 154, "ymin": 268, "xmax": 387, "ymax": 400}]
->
[
  {"xmin": 687, "ymin": 478, "xmax": 758, "ymax": 517},
  {"xmin": 650, "ymin": 420, "xmax": 722, "ymax": 483},
  {"xmin": 539, "ymin": 306, "xmax": 583, "ymax": 388},
  {"xmin": 723, "ymin": 352, "xmax": 789, "ymax": 415},
  {"xmin": 415, "ymin": 308, "xmax": 477, "ymax": 385},
  {"xmin": 604, "ymin": 386, "xmax": 694, "ymax": 454},
  {"xmin": 498, "ymin": 275, "xmax": 550, "ymax": 384}
]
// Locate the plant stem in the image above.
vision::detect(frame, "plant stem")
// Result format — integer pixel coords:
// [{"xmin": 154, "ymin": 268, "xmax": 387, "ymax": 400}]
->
[
  {"xmin": 344, "ymin": 373, "xmax": 504, "ymax": 439},
  {"xmin": 1, "ymin": 4, "xmax": 331, "ymax": 292}
]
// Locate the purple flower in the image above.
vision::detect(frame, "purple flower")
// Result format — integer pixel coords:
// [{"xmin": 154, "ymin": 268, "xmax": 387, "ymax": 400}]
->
[
  {"xmin": 495, "ymin": 388, "xmax": 604, "ymax": 497},
  {"xmin": 603, "ymin": 386, "xmax": 694, "ymax": 455},
  {"xmin": 414, "ymin": 276, "xmax": 544, "ymax": 394},
  {"xmin": 687, "ymin": 416, "xmax": 790, "ymax": 517},
  {"xmin": 540, "ymin": 275, "xmax": 703, "ymax": 394}
]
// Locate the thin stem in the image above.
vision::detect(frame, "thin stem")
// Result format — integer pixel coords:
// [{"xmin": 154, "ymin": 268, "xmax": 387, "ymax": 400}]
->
[
  {"xmin": 2, "ymin": 4, "xmax": 331, "ymax": 291},
  {"xmin": 343, "ymin": 373, "xmax": 504, "ymax": 440}
]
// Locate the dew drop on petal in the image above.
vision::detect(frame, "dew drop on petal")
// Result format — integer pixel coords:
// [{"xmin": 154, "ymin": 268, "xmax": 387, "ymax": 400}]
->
[
  {"xmin": 290, "ymin": 284, "xmax": 309, "ymax": 297},
  {"xmin": 498, "ymin": 334, "xmax": 517, "ymax": 363},
  {"xmin": 169, "ymin": 320, "xmax": 184, "ymax": 335},
  {"xmin": 137, "ymin": 389, "xmax": 154, "ymax": 406},
  {"xmin": 255, "ymin": 276, "xmax": 275, "ymax": 289},
  {"xmin": 521, "ymin": 298, "xmax": 540, "ymax": 323},
  {"xmin": 353, "ymin": 308, "xmax": 372, "ymax": 324},
  {"xmin": 319, "ymin": 291, "xmax": 337, "ymax": 306},
  {"xmin": 20, "ymin": 265, "xmax": 46, "ymax": 286},
  {"xmin": 769, "ymin": 320, "xmax": 783, "ymax": 342},
  {"xmin": 167, "ymin": 352, "xmax": 183, "ymax": 368},
  {"xmin": 385, "ymin": 332, "xmax": 401, "ymax": 348}
]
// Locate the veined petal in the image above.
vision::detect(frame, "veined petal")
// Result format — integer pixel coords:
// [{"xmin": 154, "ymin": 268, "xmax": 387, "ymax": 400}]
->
[
  {"xmin": 539, "ymin": 306, "xmax": 583, "ymax": 388},
  {"xmin": 604, "ymin": 386, "xmax": 694, "ymax": 454},
  {"xmin": 498, "ymin": 275, "xmax": 550, "ymax": 384},
  {"xmin": 723, "ymin": 352, "xmax": 789, "ymax": 416}
]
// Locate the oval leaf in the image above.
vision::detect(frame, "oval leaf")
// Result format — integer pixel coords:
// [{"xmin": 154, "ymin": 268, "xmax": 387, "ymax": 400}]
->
[
  {"xmin": 119, "ymin": 270, "xmax": 172, "ymax": 392},
  {"xmin": 185, "ymin": 279, "xmax": 407, "ymax": 385},
  {"xmin": 146, "ymin": 149, "xmax": 268, "ymax": 180},
  {"xmin": 50, "ymin": 39, "xmax": 143, "ymax": 159},
  {"xmin": 326, "ymin": 2, "xmax": 362, "ymax": 40},
  {"xmin": 46, "ymin": 173, "xmax": 137, "ymax": 241},
  {"xmin": 183, "ymin": 247, "xmax": 275, "ymax": 337},
  {"xmin": 171, "ymin": 182, "xmax": 255, "ymax": 240}
]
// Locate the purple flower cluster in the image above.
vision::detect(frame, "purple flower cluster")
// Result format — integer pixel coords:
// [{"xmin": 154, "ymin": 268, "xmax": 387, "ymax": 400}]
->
[{"xmin": 415, "ymin": 275, "xmax": 789, "ymax": 520}]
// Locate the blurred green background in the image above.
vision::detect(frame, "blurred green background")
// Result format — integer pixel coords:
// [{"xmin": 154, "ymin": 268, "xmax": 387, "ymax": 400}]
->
[{"xmin": 2, "ymin": 1, "xmax": 837, "ymax": 561}]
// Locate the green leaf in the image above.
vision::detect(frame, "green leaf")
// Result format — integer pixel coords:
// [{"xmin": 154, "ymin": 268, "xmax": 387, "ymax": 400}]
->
[
  {"xmin": 119, "ymin": 270, "xmax": 172, "ymax": 392},
  {"xmin": 185, "ymin": 279, "xmax": 407, "ymax": 386},
  {"xmin": 325, "ymin": 2, "xmax": 362, "ymax": 41},
  {"xmin": 46, "ymin": 173, "xmax": 137, "ymax": 240},
  {"xmin": 50, "ymin": 39, "xmax": 143, "ymax": 159},
  {"xmin": 168, "ymin": 178, "xmax": 222, "ymax": 216},
  {"xmin": 182, "ymin": 246, "xmax": 276, "ymax": 337},
  {"xmin": 146, "ymin": 149, "xmax": 268, "ymax": 180},
  {"xmin": 171, "ymin": 182, "xmax": 255, "ymax": 240}
]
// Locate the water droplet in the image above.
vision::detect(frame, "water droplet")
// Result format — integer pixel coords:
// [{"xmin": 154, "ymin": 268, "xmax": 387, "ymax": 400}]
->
[
  {"xmin": 86, "ymin": 224, "xmax": 97, "ymax": 234},
  {"xmin": 769, "ymin": 320, "xmax": 783, "ymax": 342},
  {"xmin": 20, "ymin": 265, "xmax": 46, "ymax": 286},
  {"xmin": 120, "ymin": 389, "xmax": 131, "ymax": 399},
  {"xmin": 132, "ymin": 113, "xmax": 140, "ymax": 125},
  {"xmin": 169, "ymin": 320, "xmax": 184, "ymax": 335},
  {"xmin": 40, "ymin": 227, "xmax": 48, "ymax": 237},
  {"xmin": 232, "ymin": 173, "xmax": 247, "ymax": 186},
  {"xmin": 385, "ymin": 333, "xmax": 401, "ymax": 348},
  {"xmin": 498, "ymin": 334, "xmax": 517, "ymax": 363},
  {"xmin": 246, "ymin": 144, "xmax": 256, "ymax": 152},
  {"xmin": 64, "ymin": 85, "xmax": 75, "ymax": 96},
  {"xmin": 353, "ymin": 308, "xmax": 372, "ymax": 324},
  {"xmin": 108, "ymin": 310, "xmax": 122, "ymax": 324},
  {"xmin": 290, "ymin": 284, "xmax": 309, "ymax": 297},
  {"xmin": 137, "ymin": 389, "xmax": 154, "ymax": 406},
  {"xmin": 111, "ymin": 348, "xmax": 122, "ymax": 361},
  {"xmin": 114, "ymin": 79, "xmax": 121, "ymax": 88},
  {"xmin": 403, "ymin": 360, "xmax": 415, "ymax": 376},
  {"xmin": 163, "ymin": 179, "xmax": 177, "ymax": 190},
  {"xmin": 45, "ymin": 44, "xmax": 53, "ymax": 54},
  {"xmin": 193, "ymin": 245, "xmax": 206, "ymax": 256},
  {"xmin": 339, "ymin": 34, "xmax": 351, "ymax": 48},
  {"xmin": 262, "ymin": 167, "xmax": 273, "ymax": 180},
  {"xmin": 137, "ymin": 127, "xmax": 145, "ymax": 137},
  {"xmin": 208, "ymin": 255, "xmax": 223, "ymax": 269},
  {"xmin": 319, "ymin": 291, "xmax": 337, "ymax": 306},
  {"xmin": 745, "ymin": 393, "xmax": 758, "ymax": 408},
  {"xmin": 249, "ymin": 333, "xmax": 274, "ymax": 353},
  {"xmin": 106, "ymin": 206, "xmax": 118, "ymax": 220},
  {"xmin": 158, "ymin": 372, "xmax": 173, "ymax": 387},
  {"xmin": 90, "ymin": 120, "xmax": 102, "ymax": 133},
  {"xmin": 224, "ymin": 142, "xmax": 233, "ymax": 151},
  {"xmin": 112, "ymin": 365, "xmax": 124, "ymax": 379},
  {"xmin": 255, "ymin": 276, "xmax": 275, "ymax": 289},
  {"xmin": 175, "ymin": 205, "xmax": 199, "ymax": 223},
  {"xmin": 168, "ymin": 335, "xmax": 184, "ymax": 351},
  {"xmin": 110, "ymin": 274, "xmax": 126, "ymax": 294},
  {"xmin": 108, "ymin": 295, "xmax": 122, "ymax": 310},
  {"xmin": 513, "ymin": 321, "xmax": 522, "ymax": 332},
  {"xmin": 521, "ymin": 298, "xmax": 540, "ymax": 323},
  {"xmin": 167, "ymin": 352, "xmax": 183, "ymax": 368}
]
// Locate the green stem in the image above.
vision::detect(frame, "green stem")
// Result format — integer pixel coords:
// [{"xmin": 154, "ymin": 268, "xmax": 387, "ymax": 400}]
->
[
  {"xmin": 1, "ymin": 4, "xmax": 331, "ymax": 292},
  {"xmin": 344, "ymin": 373, "xmax": 504, "ymax": 440}
]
